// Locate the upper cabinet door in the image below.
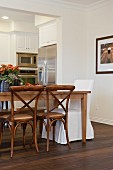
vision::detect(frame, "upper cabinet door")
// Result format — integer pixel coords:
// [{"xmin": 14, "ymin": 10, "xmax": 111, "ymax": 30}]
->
[
  {"xmin": 0, "ymin": 33, "xmax": 10, "ymax": 64},
  {"xmin": 16, "ymin": 32, "xmax": 38, "ymax": 53},
  {"xmin": 16, "ymin": 33, "xmax": 26, "ymax": 52},
  {"xmin": 27, "ymin": 33, "xmax": 38, "ymax": 53},
  {"xmin": 39, "ymin": 22, "xmax": 57, "ymax": 48}
]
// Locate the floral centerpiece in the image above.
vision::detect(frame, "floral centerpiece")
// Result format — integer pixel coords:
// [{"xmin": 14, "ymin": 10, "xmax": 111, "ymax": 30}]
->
[{"xmin": 0, "ymin": 64, "xmax": 23, "ymax": 86}]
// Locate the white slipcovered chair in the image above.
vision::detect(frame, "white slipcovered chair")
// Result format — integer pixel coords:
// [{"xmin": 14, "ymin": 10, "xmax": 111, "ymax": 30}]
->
[{"xmin": 42, "ymin": 79, "xmax": 94, "ymax": 144}]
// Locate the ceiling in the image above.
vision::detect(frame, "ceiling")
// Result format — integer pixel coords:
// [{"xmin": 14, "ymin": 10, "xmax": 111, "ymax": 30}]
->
[
  {"xmin": 0, "ymin": 0, "xmax": 106, "ymax": 23},
  {"xmin": 50, "ymin": 0, "xmax": 104, "ymax": 5},
  {"xmin": 0, "ymin": 8, "xmax": 35, "ymax": 23}
]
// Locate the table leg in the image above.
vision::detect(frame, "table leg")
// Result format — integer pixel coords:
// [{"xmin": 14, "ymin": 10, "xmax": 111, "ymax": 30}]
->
[{"xmin": 81, "ymin": 94, "xmax": 87, "ymax": 143}]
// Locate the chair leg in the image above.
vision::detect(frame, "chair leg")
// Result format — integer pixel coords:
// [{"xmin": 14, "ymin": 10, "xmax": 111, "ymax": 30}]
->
[
  {"xmin": 30, "ymin": 124, "xmax": 34, "ymax": 147},
  {"xmin": 22, "ymin": 123, "xmax": 27, "ymax": 148},
  {"xmin": 34, "ymin": 121, "xmax": 39, "ymax": 153},
  {"xmin": 0, "ymin": 133, "xmax": 2, "ymax": 145},
  {"xmin": 53, "ymin": 125, "xmax": 55, "ymax": 142},
  {"xmin": 39, "ymin": 120, "xmax": 43, "ymax": 135},
  {"xmin": 0, "ymin": 122, "xmax": 4, "ymax": 145},
  {"xmin": 52, "ymin": 121, "xmax": 56, "ymax": 142},
  {"xmin": 47, "ymin": 119, "xmax": 50, "ymax": 152},
  {"xmin": 65, "ymin": 123, "xmax": 71, "ymax": 149},
  {"xmin": 11, "ymin": 125, "xmax": 14, "ymax": 158}
]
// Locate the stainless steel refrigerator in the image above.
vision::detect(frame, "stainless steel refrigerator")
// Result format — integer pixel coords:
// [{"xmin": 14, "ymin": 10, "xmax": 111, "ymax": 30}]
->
[{"xmin": 38, "ymin": 44, "xmax": 57, "ymax": 85}]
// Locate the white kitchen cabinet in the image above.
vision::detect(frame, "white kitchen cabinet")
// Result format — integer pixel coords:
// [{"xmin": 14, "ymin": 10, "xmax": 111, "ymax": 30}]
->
[
  {"xmin": 0, "ymin": 33, "xmax": 10, "ymax": 64},
  {"xmin": 16, "ymin": 32, "xmax": 38, "ymax": 53},
  {"xmin": 39, "ymin": 22, "xmax": 57, "ymax": 47}
]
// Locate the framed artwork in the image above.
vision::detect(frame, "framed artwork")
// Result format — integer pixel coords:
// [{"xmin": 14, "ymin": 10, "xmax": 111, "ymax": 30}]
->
[{"xmin": 96, "ymin": 35, "xmax": 113, "ymax": 74}]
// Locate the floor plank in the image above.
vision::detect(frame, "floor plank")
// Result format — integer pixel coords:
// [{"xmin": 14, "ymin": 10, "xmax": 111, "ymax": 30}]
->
[{"xmin": 0, "ymin": 122, "xmax": 113, "ymax": 170}]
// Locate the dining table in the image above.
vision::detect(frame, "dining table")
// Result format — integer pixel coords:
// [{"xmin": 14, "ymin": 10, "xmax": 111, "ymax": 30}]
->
[{"xmin": 0, "ymin": 90, "xmax": 91, "ymax": 144}]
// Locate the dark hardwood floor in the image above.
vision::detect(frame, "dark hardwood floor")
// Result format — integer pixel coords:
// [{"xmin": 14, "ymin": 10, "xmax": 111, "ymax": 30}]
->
[{"xmin": 0, "ymin": 122, "xmax": 113, "ymax": 170}]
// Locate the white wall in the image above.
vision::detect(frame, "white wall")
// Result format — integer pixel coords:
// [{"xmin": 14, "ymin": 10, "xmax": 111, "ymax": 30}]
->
[
  {"xmin": 61, "ymin": 10, "xmax": 87, "ymax": 84},
  {"xmin": 87, "ymin": 4, "xmax": 113, "ymax": 124},
  {"xmin": 10, "ymin": 21, "xmax": 38, "ymax": 33},
  {"xmin": 0, "ymin": 21, "xmax": 38, "ymax": 33},
  {"xmin": 0, "ymin": 22, "xmax": 11, "ymax": 32}
]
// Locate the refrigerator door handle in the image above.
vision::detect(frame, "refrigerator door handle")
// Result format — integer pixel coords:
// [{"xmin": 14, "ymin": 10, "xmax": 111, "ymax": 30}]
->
[
  {"xmin": 41, "ymin": 67, "xmax": 44, "ymax": 82},
  {"xmin": 46, "ymin": 67, "xmax": 48, "ymax": 85},
  {"xmin": 43, "ymin": 60, "xmax": 48, "ymax": 85}
]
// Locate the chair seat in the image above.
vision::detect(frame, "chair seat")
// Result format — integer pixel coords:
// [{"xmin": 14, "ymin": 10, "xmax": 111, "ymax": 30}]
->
[
  {"xmin": 37, "ymin": 112, "xmax": 47, "ymax": 118},
  {"xmin": 0, "ymin": 109, "xmax": 11, "ymax": 120},
  {"xmin": 0, "ymin": 113, "xmax": 10, "ymax": 120},
  {"xmin": 0, "ymin": 113, "xmax": 33, "ymax": 121},
  {"xmin": 13, "ymin": 114, "xmax": 33, "ymax": 121},
  {"xmin": 37, "ymin": 110, "xmax": 65, "ymax": 119},
  {"xmin": 0, "ymin": 109, "xmax": 11, "ymax": 113},
  {"xmin": 47, "ymin": 112, "xmax": 65, "ymax": 119}
]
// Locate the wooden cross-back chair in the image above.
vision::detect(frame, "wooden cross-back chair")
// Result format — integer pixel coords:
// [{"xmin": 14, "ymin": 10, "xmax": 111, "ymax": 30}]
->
[
  {"xmin": 1, "ymin": 85, "xmax": 44, "ymax": 158},
  {"xmin": 44, "ymin": 84, "xmax": 75, "ymax": 151},
  {"xmin": 44, "ymin": 80, "xmax": 94, "ymax": 144}
]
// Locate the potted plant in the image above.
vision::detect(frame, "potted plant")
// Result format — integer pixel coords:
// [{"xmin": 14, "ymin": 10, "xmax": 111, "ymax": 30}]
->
[{"xmin": 0, "ymin": 64, "xmax": 23, "ymax": 92}]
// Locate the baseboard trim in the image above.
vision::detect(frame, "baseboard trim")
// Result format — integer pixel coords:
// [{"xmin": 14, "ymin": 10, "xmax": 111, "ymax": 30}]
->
[{"xmin": 91, "ymin": 117, "xmax": 113, "ymax": 125}]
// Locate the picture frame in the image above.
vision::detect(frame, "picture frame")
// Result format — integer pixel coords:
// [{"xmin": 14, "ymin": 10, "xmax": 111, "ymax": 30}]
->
[{"xmin": 96, "ymin": 35, "xmax": 113, "ymax": 74}]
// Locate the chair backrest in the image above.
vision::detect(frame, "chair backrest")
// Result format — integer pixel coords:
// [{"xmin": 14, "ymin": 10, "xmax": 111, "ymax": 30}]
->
[
  {"xmin": 69, "ymin": 80, "xmax": 94, "ymax": 114},
  {"xmin": 9, "ymin": 85, "xmax": 44, "ymax": 118},
  {"xmin": 46, "ymin": 84, "xmax": 75, "ymax": 114}
]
